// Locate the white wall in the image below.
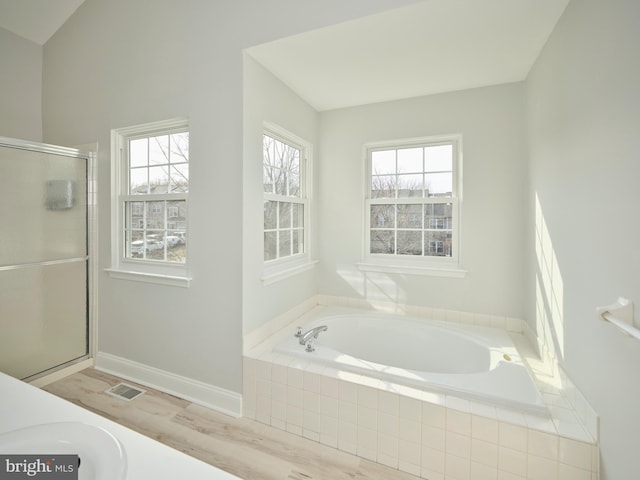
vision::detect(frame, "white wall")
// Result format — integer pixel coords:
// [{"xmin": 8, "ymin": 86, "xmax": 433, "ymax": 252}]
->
[
  {"xmin": 0, "ymin": 27, "xmax": 42, "ymax": 141},
  {"xmin": 41, "ymin": 0, "xmax": 424, "ymax": 397},
  {"xmin": 318, "ymin": 83, "xmax": 528, "ymax": 318},
  {"xmin": 525, "ymin": 0, "xmax": 640, "ymax": 478},
  {"xmin": 35, "ymin": 0, "xmax": 640, "ymax": 475},
  {"xmin": 242, "ymin": 55, "xmax": 319, "ymax": 334}
]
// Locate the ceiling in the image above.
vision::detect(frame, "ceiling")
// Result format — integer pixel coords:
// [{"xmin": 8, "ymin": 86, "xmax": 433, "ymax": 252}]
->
[
  {"xmin": 247, "ymin": 0, "xmax": 570, "ymax": 111},
  {"xmin": 0, "ymin": 0, "xmax": 85, "ymax": 45},
  {"xmin": 0, "ymin": 0, "xmax": 569, "ymax": 111}
]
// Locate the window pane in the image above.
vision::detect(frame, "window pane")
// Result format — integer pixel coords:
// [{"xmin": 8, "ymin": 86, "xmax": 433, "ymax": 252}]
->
[
  {"xmin": 425, "ymin": 145, "xmax": 452, "ymax": 172},
  {"xmin": 126, "ymin": 201, "xmax": 145, "ymax": 230},
  {"xmin": 149, "ymin": 165, "xmax": 169, "ymax": 192},
  {"xmin": 289, "ymin": 168, "xmax": 300, "ymax": 196},
  {"xmin": 292, "ymin": 229, "xmax": 303, "ymax": 255},
  {"xmin": 397, "ymin": 204, "xmax": 422, "ymax": 228},
  {"xmin": 170, "ymin": 132, "xmax": 189, "ymax": 163},
  {"xmin": 170, "ymin": 164, "xmax": 189, "ymax": 192},
  {"xmin": 425, "ymin": 172, "xmax": 452, "ymax": 197},
  {"xmin": 146, "ymin": 232, "xmax": 166, "ymax": 261},
  {"xmin": 370, "ymin": 205, "xmax": 395, "ymax": 228},
  {"xmin": 130, "ymin": 168, "xmax": 148, "ymax": 194},
  {"xmin": 425, "ymin": 231, "xmax": 452, "ymax": 257},
  {"xmin": 263, "ymin": 135, "xmax": 301, "ymax": 193},
  {"xmin": 274, "ymin": 168, "xmax": 286, "ymax": 195},
  {"xmin": 149, "ymin": 135, "xmax": 169, "ymax": 165},
  {"xmin": 264, "ymin": 232, "xmax": 277, "ymax": 261},
  {"xmin": 146, "ymin": 201, "xmax": 164, "ymax": 229},
  {"xmin": 292, "ymin": 203, "xmax": 303, "ymax": 228},
  {"xmin": 163, "ymin": 230, "xmax": 186, "ymax": 264},
  {"xmin": 275, "ymin": 139, "xmax": 297, "ymax": 171},
  {"xmin": 279, "ymin": 230, "xmax": 292, "ymax": 258},
  {"xmin": 264, "ymin": 201, "xmax": 277, "ymax": 230},
  {"xmin": 397, "ymin": 147, "xmax": 423, "ymax": 173},
  {"xmin": 286, "ymin": 147, "xmax": 300, "ymax": 173},
  {"xmin": 371, "ymin": 150, "xmax": 395, "ymax": 175},
  {"xmin": 425, "ymin": 203, "xmax": 452, "ymax": 230},
  {"xmin": 168, "ymin": 230, "xmax": 186, "ymax": 246},
  {"xmin": 397, "ymin": 174, "xmax": 423, "ymax": 198},
  {"xmin": 370, "ymin": 230, "xmax": 395, "ymax": 254},
  {"xmin": 371, "ymin": 175, "xmax": 396, "ymax": 198},
  {"xmin": 263, "ymin": 166, "xmax": 274, "ymax": 193},
  {"xmin": 130, "ymin": 138, "xmax": 148, "ymax": 168},
  {"xmin": 128, "ymin": 230, "xmax": 145, "ymax": 258},
  {"xmin": 166, "ymin": 200, "xmax": 186, "ymax": 230},
  {"xmin": 279, "ymin": 202, "xmax": 291, "ymax": 228},
  {"xmin": 397, "ymin": 231, "xmax": 423, "ymax": 255}
]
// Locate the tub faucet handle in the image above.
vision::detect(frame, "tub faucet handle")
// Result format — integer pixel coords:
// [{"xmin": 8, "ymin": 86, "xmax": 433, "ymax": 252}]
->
[
  {"xmin": 305, "ymin": 341, "xmax": 315, "ymax": 353},
  {"xmin": 294, "ymin": 326, "xmax": 302, "ymax": 338}
]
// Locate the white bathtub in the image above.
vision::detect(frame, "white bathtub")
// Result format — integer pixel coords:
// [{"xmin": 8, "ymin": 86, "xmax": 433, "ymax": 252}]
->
[{"xmin": 274, "ymin": 308, "xmax": 547, "ymax": 415}]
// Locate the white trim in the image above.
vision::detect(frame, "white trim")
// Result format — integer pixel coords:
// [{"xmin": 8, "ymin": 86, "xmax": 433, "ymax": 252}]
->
[
  {"xmin": 105, "ymin": 268, "xmax": 191, "ymax": 287},
  {"xmin": 95, "ymin": 352, "xmax": 242, "ymax": 418},
  {"xmin": 356, "ymin": 261, "xmax": 467, "ymax": 278},
  {"xmin": 113, "ymin": 117, "xmax": 190, "ymax": 138},
  {"xmin": 263, "ymin": 121, "xmax": 310, "ymax": 151},
  {"xmin": 262, "ymin": 259, "xmax": 319, "ymax": 285}
]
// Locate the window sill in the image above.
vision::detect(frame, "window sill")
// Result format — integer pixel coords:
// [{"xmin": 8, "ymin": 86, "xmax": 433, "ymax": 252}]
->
[
  {"xmin": 105, "ymin": 268, "xmax": 192, "ymax": 287},
  {"xmin": 356, "ymin": 261, "xmax": 467, "ymax": 278},
  {"xmin": 262, "ymin": 259, "xmax": 319, "ymax": 286}
]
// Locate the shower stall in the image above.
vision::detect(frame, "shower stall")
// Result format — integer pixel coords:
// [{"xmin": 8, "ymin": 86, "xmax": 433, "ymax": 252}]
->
[{"xmin": 0, "ymin": 137, "xmax": 93, "ymax": 380}]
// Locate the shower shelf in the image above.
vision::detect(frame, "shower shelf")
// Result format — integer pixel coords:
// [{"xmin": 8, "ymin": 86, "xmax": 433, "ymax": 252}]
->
[{"xmin": 597, "ymin": 297, "xmax": 640, "ymax": 340}]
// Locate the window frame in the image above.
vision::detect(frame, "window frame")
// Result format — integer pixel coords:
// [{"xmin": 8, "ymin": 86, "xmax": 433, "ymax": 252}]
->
[
  {"xmin": 107, "ymin": 118, "xmax": 191, "ymax": 287},
  {"xmin": 359, "ymin": 134, "xmax": 466, "ymax": 278},
  {"xmin": 261, "ymin": 123, "xmax": 315, "ymax": 284}
]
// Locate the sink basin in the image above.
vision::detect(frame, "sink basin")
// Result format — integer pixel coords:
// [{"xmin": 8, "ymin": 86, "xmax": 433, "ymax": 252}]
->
[{"xmin": 0, "ymin": 422, "xmax": 126, "ymax": 480}]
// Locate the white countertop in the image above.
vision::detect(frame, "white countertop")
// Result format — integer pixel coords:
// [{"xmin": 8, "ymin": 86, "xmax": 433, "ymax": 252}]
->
[{"xmin": 0, "ymin": 371, "xmax": 240, "ymax": 480}]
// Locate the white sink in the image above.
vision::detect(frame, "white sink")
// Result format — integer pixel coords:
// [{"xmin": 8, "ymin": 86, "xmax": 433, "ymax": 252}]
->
[{"xmin": 0, "ymin": 422, "xmax": 127, "ymax": 480}]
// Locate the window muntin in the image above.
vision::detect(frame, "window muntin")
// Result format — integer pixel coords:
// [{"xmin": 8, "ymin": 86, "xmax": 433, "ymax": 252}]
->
[
  {"xmin": 366, "ymin": 137, "xmax": 460, "ymax": 263},
  {"xmin": 263, "ymin": 132, "xmax": 307, "ymax": 263},
  {"xmin": 122, "ymin": 130, "xmax": 189, "ymax": 264}
]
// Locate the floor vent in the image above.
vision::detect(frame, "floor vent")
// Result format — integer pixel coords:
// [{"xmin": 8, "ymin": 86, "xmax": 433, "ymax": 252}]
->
[{"xmin": 105, "ymin": 383, "xmax": 146, "ymax": 401}]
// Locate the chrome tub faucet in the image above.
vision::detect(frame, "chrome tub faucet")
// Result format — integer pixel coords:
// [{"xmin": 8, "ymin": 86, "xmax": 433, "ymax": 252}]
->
[{"xmin": 295, "ymin": 325, "xmax": 328, "ymax": 351}]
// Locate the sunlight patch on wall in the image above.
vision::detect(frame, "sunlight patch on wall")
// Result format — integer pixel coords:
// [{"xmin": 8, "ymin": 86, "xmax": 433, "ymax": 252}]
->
[
  {"xmin": 535, "ymin": 193, "xmax": 565, "ymax": 363},
  {"xmin": 336, "ymin": 267, "xmax": 408, "ymax": 311}
]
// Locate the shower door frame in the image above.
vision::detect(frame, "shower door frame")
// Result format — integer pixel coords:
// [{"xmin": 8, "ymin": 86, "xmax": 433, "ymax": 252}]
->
[{"xmin": 0, "ymin": 136, "xmax": 97, "ymax": 381}]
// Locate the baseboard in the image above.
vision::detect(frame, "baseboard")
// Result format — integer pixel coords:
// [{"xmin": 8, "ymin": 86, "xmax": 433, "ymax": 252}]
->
[{"xmin": 95, "ymin": 352, "xmax": 242, "ymax": 418}]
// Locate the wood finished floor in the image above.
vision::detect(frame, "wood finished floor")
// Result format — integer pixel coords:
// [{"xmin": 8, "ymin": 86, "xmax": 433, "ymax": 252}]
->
[{"xmin": 43, "ymin": 368, "xmax": 421, "ymax": 480}]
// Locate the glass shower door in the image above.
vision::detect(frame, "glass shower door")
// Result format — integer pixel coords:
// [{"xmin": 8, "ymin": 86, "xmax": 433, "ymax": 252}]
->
[{"xmin": 0, "ymin": 141, "xmax": 88, "ymax": 380}]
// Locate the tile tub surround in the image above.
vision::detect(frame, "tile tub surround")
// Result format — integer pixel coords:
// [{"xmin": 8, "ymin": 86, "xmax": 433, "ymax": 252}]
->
[{"xmin": 243, "ymin": 299, "xmax": 599, "ymax": 479}]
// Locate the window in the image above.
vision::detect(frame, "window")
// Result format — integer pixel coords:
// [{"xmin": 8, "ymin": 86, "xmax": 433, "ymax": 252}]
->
[
  {"xmin": 362, "ymin": 135, "xmax": 464, "ymax": 276},
  {"xmin": 262, "ymin": 124, "xmax": 314, "ymax": 283},
  {"xmin": 108, "ymin": 118, "xmax": 190, "ymax": 286}
]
